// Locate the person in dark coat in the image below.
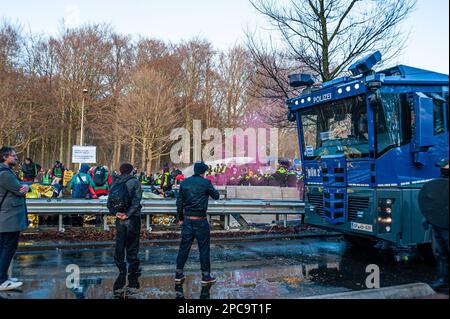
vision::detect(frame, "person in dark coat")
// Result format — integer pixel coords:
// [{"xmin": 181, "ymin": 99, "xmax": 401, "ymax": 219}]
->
[
  {"xmin": 0, "ymin": 146, "xmax": 29, "ymax": 291},
  {"xmin": 20, "ymin": 158, "xmax": 41, "ymax": 182},
  {"xmin": 424, "ymin": 160, "xmax": 449, "ymax": 292},
  {"xmin": 107, "ymin": 163, "xmax": 143, "ymax": 293},
  {"xmin": 175, "ymin": 161, "xmax": 220, "ymax": 285}
]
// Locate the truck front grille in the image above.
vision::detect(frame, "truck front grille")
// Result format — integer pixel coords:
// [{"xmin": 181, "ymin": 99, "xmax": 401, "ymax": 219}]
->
[
  {"xmin": 348, "ymin": 197, "xmax": 370, "ymax": 221},
  {"xmin": 307, "ymin": 193, "xmax": 324, "ymax": 217}
]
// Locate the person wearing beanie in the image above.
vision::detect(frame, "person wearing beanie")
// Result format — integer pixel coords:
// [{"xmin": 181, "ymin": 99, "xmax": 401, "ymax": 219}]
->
[
  {"xmin": 175, "ymin": 161, "xmax": 220, "ymax": 285},
  {"xmin": 119, "ymin": 163, "xmax": 134, "ymax": 175},
  {"xmin": 107, "ymin": 163, "xmax": 143, "ymax": 293},
  {"xmin": 67, "ymin": 164, "xmax": 97, "ymax": 199}
]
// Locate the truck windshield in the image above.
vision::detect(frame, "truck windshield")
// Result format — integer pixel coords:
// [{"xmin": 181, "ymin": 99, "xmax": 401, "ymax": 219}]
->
[{"xmin": 300, "ymin": 95, "xmax": 369, "ymax": 160}]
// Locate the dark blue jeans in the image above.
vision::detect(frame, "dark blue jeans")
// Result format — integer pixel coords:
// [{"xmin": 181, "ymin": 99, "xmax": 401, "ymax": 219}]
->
[
  {"xmin": 432, "ymin": 225, "xmax": 449, "ymax": 263},
  {"xmin": 114, "ymin": 216, "xmax": 141, "ymax": 275},
  {"xmin": 176, "ymin": 219, "xmax": 211, "ymax": 275},
  {"xmin": 0, "ymin": 232, "xmax": 20, "ymax": 284}
]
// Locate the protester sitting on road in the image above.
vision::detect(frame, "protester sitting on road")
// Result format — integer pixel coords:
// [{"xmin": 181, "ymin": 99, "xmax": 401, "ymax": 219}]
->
[
  {"xmin": 41, "ymin": 169, "xmax": 53, "ymax": 185},
  {"xmin": 175, "ymin": 161, "xmax": 220, "ymax": 286},
  {"xmin": 0, "ymin": 146, "xmax": 29, "ymax": 291},
  {"xmin": 138, "ymin": 172, "xmax": 148, "ymax": 185},
  {"xmin": 175, "ymin": 172, "xmax": 185, "ymax": 186},
  {"xmin": 107, "ymin": 163, "xmax": 143, "ymax": 292},
  {"xmin": 21, "ymin": 158, "xmax": 41, "ymax": 182},
  {"xmin": 160, "ymin": 166, "xmax": 174, "ymax": 193},
  {"xmin": 147, "ymin": 173, "xmax": 155, "ymax": 186},
  {"xmin": 51, "ymin": 160, "xmax": 65, "ymax": 180},
  {"xmin": 67, "ymin": 164, "xmax": 98, "ymax": 199},
  {"xmin": 50, "ymin": 161, "xmax": 66, "ymax": 197},
  {"xmin": 91, "ymin": 165, "xmax": 112, "ymax": 198}
]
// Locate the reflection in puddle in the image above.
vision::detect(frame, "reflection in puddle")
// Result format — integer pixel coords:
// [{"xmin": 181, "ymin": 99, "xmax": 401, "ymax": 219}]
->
[{"xmin": 7, "ymin": 239, "xmax": 437, "ymax": 299}]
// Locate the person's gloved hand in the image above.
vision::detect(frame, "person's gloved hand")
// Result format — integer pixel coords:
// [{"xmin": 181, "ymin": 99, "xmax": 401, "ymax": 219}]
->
[{"xmin": 422, "ymin": 218, "xmax": 430, "ymax": 230}]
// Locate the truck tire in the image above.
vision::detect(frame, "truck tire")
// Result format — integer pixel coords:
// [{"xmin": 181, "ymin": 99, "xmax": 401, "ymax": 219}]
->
[
  {"xmin": 343, "ymin": 234, "xmax": 379, "ymax": 248},
  {"xmin": 416, "ymin": 243, "xmax": 436, "ymax": 264}
]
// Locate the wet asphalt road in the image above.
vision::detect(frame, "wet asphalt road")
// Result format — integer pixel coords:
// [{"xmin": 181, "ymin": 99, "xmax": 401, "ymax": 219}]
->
[{"xmin": 1, "ymin": 238, "xmax": 438, "ymax": 299}]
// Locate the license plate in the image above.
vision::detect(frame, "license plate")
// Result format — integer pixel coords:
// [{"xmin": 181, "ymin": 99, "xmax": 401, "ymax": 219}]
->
[{"xmin": 350, "ymin": 222, "xmax": 373, "ymax": 233}]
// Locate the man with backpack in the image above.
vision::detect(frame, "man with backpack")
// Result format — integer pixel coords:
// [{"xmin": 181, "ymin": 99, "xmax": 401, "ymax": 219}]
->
[
  {"xmin": 91, "ymin": 165, "xmax": 113, "ymax": 198},
  {"xmin": 107, "ymin": 163, "xmax": 143, "ymax": 292},
  {"xmin": 67, "ymin": 164, "xmax": 98, "ymax": 199}
]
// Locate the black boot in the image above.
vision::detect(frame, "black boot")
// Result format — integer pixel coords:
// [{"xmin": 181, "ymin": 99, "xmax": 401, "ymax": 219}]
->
[
  {"xmin": 113, "ymin": 274, "xmax": 127, "ymax": 293},
  {"xmin": 431, "ymin": 261, "xmax": 449, "ymax": 292},
  {"xmin": 127, "ymin": 270, "xmax": 141, "ymax": 290}
]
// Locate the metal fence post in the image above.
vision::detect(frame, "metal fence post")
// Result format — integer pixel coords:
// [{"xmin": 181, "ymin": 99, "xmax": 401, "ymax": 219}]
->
[
  {"xmin": 224, "ymin": 215, "xmax": 230, "ymax": 230},
  {"xmin": 146, "ymin": 215, "xmax": 152, "ymax": 232},
  {"xmin": 103, "ymin": 215, "xmax": 110, "ymax": 231},
  {"xmin": 283, "ymin": 214, "xmax": 288, "ymax": 228},
  {"xmin": 58, "ymin": 214, "xmax": 64, "ymax": 232}
]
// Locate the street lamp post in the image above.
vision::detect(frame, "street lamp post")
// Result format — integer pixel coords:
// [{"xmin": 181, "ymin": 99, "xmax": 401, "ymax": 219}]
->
[
  {"xmin": 79, "ymin": 89, "xmax": 88, "ymax": 170},
  {"xmin": 80, "ymin": 89, "xmax": 88, "ymax": 146}
]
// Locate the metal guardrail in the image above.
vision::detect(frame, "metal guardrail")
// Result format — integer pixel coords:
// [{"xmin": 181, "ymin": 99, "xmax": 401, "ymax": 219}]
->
[{"xmin": 26, "ymin": 199, "xmax": 305, "ymax": 232}]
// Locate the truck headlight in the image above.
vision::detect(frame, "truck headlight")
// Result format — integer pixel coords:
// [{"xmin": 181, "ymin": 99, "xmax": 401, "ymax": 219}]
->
[{"xmin": 377, "ymin": 198, "xmax": 394, "ymax": 233}]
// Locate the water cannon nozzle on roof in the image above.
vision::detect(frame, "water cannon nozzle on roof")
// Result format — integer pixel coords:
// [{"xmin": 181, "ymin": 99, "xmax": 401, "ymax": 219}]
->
[
  {"xmin": 348, "ymin": 51, "xmax": 382, "ymax": 76},
  {"xmin": 288, "ymin": 74, "xmax": 315, "ymax": 88}
]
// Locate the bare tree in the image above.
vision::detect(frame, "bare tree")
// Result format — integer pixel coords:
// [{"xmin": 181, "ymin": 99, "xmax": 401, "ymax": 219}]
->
[
  {"xmin": 216, "ymin": 46, "xmax": 254, "ymax": 128},
  {"xmin": 249, "ymin": 0, "xmax": 416, "ymax": 82},
  {"xmin": 117, "ymin": 66, "xmax": 179, "ymax": 173}
]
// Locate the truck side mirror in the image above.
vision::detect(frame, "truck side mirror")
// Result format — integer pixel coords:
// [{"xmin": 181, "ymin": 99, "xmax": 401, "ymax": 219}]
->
[{"xmin": 412, "ymin": 92, "xmax": 434, "ymax": 166}]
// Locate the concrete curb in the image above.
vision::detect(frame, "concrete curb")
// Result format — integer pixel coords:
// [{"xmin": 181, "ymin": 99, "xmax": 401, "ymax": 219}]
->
[
  {"xmin": 302, "ymin": 283, "xmax": 437, "ymax": 299},
  {"xmin": 17, "ymin": 232, "xmax": 341, "ymax": 253}
]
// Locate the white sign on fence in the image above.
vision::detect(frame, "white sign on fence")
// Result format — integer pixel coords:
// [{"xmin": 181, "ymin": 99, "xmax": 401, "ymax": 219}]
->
[{"xmin": 72, "ymin": 146, "xmax": 97, "ymax": 163}]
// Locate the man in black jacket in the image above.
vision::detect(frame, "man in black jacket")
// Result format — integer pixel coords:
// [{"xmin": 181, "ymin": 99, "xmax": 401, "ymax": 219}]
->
[
  {"xmin": 107, "ymin": 163, "xmax": 143, "ymax": 292},
  {"xmin": 175, "ymin": 161, "xmax": 220, "ymax": 285},
  {"xmin": 420, "ymin": 160, "xmax": 449, "ymax": 292}
]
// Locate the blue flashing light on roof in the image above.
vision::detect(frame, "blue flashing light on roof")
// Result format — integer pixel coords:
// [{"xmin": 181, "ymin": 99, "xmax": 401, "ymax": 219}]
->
[{"xmin": 348, "ymin": 51, "xmax": 382, "ymax": 76}]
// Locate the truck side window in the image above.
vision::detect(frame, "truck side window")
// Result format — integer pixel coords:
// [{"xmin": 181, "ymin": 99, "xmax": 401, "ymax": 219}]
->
[
  {"xmin": 434, "ymin": 99, "xmax": 445, "ymax": 135},
  {"xmin": 426, "ymin": 93, "xmax": 446, "ymax": 135},
  {"xmin": 445, "ymin": 92, "xmax": 449, "ymax": 132},
  {"xmin": 376, "ymin": 93, "xmax": 403, "ymax": 156}
]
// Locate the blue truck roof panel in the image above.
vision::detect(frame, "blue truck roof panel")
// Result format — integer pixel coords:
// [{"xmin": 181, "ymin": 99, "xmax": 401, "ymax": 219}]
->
[{"xmin": 287, "ymin": 65, "xmax": 449, "ymax": 111}]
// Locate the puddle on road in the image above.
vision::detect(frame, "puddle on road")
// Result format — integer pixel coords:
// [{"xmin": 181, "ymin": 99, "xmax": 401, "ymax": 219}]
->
[{"xmin": 5, "ymin": 238, "xmax": 437, "ymax": 299}]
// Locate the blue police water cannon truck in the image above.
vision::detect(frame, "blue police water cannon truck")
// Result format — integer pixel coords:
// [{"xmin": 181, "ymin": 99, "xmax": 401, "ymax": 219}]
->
[{"xmin": 287, "ymin": 52, "xmax": 449, "ymax": 247}]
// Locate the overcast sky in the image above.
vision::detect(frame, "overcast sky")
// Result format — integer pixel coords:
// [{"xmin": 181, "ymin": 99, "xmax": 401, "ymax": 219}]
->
[{"xmin": 2, "ymin": 0, "xmax": 449, "ymax": 73}]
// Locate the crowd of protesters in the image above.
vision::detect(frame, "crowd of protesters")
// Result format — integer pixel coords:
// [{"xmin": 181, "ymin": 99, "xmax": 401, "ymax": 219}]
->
[
  {"xmin": 134, "ymin": 162, "xmax": 303, "ymax": 189},
  {"xmin": 10, "ymin": 157, "xmax": 304, "ymax": 202}
]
